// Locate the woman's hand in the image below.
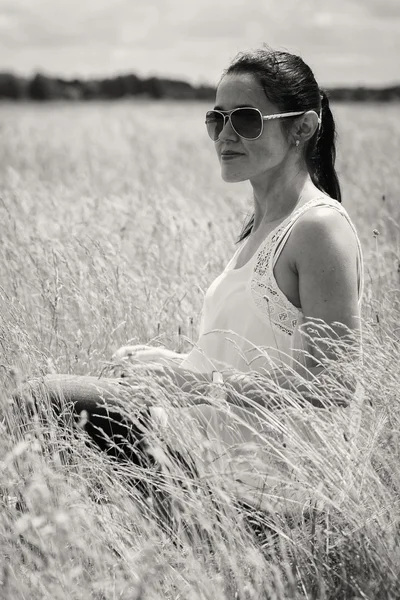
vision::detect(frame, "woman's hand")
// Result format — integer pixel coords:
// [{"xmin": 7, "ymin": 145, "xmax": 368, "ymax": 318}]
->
[
  {"xmin": 112, "ymin": 344, "xmax": 151, "ymax": 360},
  {"xmin": 111, "ymin": 345, "xmax": 215, "ymax": 405},
  {"xmin": 112, "ymin": 345, "xmax": 187, "ymax": 367}
]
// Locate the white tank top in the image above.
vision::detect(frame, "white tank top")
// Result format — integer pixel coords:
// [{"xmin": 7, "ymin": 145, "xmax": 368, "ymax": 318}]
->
[
  {"xmin": 181, "ymin": 195, "xmax": 364, "ymax": 376},
  {"xmin": 172, "ymin": 196, "xmax": 365, "ymax": 512}
]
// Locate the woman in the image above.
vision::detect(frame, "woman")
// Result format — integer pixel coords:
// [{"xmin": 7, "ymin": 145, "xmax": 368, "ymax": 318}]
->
[{"xmin": 20, "ymin": 47, "xmax": 364, "ymax": 521}]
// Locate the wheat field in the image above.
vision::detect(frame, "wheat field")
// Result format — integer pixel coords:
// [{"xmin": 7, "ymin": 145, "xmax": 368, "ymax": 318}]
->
[{"xmin": 1, "ymin": 100, "xmax": 400, "ymax": 599}]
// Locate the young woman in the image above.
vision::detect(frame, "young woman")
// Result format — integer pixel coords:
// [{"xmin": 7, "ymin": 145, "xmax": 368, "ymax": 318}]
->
[{"xmin": 20, "ymin": 47, "xmax": 364, "ymax": 518}]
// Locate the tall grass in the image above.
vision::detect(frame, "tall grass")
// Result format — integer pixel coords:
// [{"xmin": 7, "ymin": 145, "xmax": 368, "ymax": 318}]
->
[{"xmin": 0, "ymin": 100, "xmax": 400, "ymax": 599}]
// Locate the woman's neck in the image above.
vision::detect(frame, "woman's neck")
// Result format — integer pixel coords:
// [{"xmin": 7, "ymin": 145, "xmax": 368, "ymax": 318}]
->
[{"xmin": 250, "ymin": 170, "xmax": 320, "ymax": 232}]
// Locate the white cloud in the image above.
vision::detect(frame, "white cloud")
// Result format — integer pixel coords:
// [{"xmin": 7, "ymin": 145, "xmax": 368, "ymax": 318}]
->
[
  {"xmin": 313, "ymin": 12, "xmax": 334, "ymax": 27},
  {"xmin": 0, "ymin": 0, "xmax": 399, "ymax": 85}
]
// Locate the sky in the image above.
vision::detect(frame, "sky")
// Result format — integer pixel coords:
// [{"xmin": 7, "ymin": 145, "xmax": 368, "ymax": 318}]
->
[{"xmin": 1, "ymin": 0, "xmax": 399, "ymax": 87}]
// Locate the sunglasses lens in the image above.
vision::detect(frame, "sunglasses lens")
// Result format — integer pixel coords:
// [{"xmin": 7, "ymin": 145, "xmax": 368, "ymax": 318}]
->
[
  {"xmin": 205, "ymin": 111, "xmax": 224, "ymax": 141},
  {"xmin": 231, "ymin": 108, "xmax": 262, "ymax": 139}
]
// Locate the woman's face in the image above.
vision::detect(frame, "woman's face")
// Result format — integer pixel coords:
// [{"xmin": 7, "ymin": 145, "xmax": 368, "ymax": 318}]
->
[{"xmin": 214, "ymin": 72, "xmax": 293, "ymax": 183}]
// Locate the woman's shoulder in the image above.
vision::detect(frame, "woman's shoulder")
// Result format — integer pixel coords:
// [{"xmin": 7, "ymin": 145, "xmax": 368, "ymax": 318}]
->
[
  {"xmin": 296, "ymin": 195, "xmax": 355, "ymax": 234},
  {"xmin": 289, "ymin": 197, "xmax": 359, "ymax": 258}
]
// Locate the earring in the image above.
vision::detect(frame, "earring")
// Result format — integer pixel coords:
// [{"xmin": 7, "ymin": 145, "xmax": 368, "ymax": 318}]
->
[{"xmin": 295, "ymin": 139, "xmax": 300, "ymax": 148}]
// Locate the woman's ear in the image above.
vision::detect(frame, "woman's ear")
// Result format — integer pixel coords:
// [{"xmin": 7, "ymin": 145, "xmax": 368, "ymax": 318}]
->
[{"xmin": 292, "ymin": 110, "xmax": 320, "ymax": 144}]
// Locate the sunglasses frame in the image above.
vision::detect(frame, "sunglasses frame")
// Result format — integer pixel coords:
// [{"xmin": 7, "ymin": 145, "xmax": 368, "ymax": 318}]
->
[{"xmin": 205, "ymin": 106, "xmax": 307, "ymax": 141}]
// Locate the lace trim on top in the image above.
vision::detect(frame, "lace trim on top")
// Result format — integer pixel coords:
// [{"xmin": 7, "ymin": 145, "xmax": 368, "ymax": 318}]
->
[{"xmin": 249, "ymin": 197, "xmax": 342, "ymax": 336}]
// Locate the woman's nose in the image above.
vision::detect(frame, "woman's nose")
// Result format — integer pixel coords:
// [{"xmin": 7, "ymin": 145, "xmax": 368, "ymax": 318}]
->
[{"xmin": 218, "ymin": 117, "xmax": 239, "ymax": 142}]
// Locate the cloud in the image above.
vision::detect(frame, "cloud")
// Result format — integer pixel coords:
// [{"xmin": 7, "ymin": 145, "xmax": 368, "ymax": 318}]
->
[{"xmin": 0, "ymin": 0, "xmax": 399, "ymax": 85}]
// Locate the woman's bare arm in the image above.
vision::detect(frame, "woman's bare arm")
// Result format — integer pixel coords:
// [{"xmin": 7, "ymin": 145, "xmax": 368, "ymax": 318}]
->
[{"xmin": 291, "ymin": 206, "xmax": 361, "ymax": 363}]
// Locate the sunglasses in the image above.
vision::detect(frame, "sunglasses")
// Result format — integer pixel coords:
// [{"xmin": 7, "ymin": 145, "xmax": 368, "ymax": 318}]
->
[{"xmin": 205, "ymin": 107, "xmax": 306, "ymax": 142}]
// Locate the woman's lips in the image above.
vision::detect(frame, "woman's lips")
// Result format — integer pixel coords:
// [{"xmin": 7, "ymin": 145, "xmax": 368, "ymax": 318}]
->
[{"xmin": 221, "ymin": 152, "xmax": 244, "ymax": 160}]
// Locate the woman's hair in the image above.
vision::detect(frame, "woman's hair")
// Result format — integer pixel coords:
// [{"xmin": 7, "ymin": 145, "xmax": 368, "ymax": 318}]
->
[{"xmin": 223, "ymin": 47, "xmax": 342, "ymax": 242}]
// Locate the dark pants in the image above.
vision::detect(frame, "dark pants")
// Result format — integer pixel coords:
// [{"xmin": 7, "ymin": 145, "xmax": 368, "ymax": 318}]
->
[
  {"xmin": 18, "ymin": 374, "xmax": 153, "ymax": 463},
  {"xmin": 15, "ymin": 374, "xmax": 275, "ymax": 547},
  {"xmin": 14, "ymin": 374, "xmax": 205, "ymax": 533}
]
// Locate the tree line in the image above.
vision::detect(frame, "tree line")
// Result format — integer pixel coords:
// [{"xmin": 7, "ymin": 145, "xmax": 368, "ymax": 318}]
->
[{"xmin": 0, "ymin": 71, "xmax": 399, "ymax": 102}]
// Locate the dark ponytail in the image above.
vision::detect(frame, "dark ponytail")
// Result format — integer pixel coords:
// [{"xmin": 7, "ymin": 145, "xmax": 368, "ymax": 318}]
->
[
  {"xmin": 306, "ymin": 89, "xmax": 341, "ymax": 203},
  {"xmin": 223, "ymin": 47, "xmax": 342, "ymax": 242}
]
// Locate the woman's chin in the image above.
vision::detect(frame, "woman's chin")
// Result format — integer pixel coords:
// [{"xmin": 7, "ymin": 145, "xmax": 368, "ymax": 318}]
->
[{"xmin": 220, "ymin": 168, "xmax": 247, "ymax": 183}]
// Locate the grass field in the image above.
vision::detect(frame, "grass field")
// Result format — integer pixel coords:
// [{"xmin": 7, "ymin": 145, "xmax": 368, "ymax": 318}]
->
[{"xmin": 1, "ymin": 100, "xmax": 400, "ymax": 599}]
